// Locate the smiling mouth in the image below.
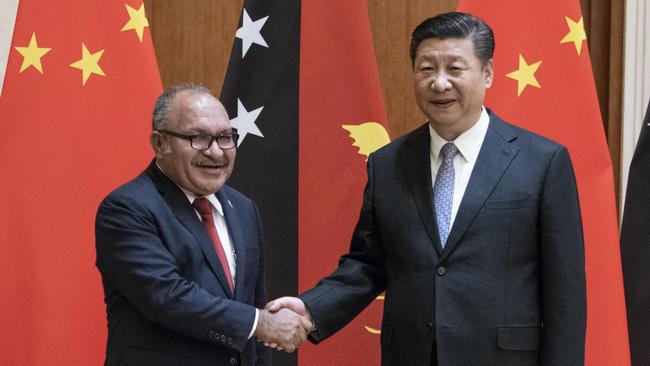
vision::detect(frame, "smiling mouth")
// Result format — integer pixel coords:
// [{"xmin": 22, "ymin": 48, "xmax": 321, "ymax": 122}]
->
[
  {"xmin": 196, "ymin": 162, "xmax": 226, "ymax": 170},
  {"xmin": 430, "ymin": 99, "xmax": 456, "ymax": 107}
]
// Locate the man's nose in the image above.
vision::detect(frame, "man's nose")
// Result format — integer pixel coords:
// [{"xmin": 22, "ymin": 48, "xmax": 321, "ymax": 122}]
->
[
  {"xmin": 203, "ymin": 139, "xmax": 225, "ymax": 157},
  {"xmin": 431, "ymin": 73, "xmax": 452, "ymax": 92}
]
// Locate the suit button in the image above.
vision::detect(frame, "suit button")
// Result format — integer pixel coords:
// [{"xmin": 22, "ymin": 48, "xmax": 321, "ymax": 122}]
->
[
  {"xmin": 221, "ymin": 335, "xmax": 227, "ymax": 342},
  {"xmin": 229, "ymin": 356, "xmax": 238, "ymax": 365},
  {"xmin": 208, "ymin": 330, "xmax": 214, "ymax": 337},
  {"xmin": 227, "ymin": 338, "xmax": 233, "ymax": 345},
  {"xmin": 426, "ymin": 322, "xmax": 433, "ymax": 332},
  {"xmin": 437, "ymin": 267, "xmax": 446, "ymax": 276}
]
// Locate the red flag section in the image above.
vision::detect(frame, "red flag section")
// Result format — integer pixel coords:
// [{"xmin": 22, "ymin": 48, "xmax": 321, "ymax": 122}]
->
[
  {"xmin": 0, "ymin": 1, "xmax": 161, "ymax": 364},
  {"xmin": 456, "ymin": 1, "xmax": 629, "ymax": 365},
  {"xmin": 299, "ymin": 1, "xmax": 389, "ymax": 364}
]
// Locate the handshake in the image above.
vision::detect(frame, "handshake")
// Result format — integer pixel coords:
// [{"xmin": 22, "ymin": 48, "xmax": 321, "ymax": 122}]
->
[{"xmin": 254, "ymin": 297, "xmax": 313, "ymax": 353}]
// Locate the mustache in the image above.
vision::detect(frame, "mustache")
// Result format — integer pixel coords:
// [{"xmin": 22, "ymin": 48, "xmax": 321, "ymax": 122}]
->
[{"xmin": 195, "ymin": 158, "xmax": 229, "ymax": 167}]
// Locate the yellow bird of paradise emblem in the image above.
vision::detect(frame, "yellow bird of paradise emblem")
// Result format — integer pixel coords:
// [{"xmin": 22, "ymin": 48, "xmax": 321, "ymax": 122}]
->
[
  {"xmin": 342, "ymin": 122, "xmax": 391, "ymax": 160},
  {"xmin": 342, "ymin": 122, "xmax": 390, "ymax": 335},
  {"xmin": 341, "ymin": 122, "xmax": 390, "ymax": 335}
]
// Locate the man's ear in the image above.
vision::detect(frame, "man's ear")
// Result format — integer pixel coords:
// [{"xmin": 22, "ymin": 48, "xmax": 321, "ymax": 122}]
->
[
  {"xmin": 150, "ymin": 131, "xmax": 166, "ymax": 154},
  {"xmin": 484, "ymin": 59, "xmax": 494, "ymax": 88}
]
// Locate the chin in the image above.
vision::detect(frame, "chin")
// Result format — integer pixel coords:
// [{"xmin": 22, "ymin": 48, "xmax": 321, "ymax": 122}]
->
[
  {"xmin": 429, "ymin": 117, "xmax": 457, "ymax": 128},
  {"xmin": 427, "ymin": 110, "xmax": 457, "ymax": 122},
  {"xmin": 187, "ymin": 180, "xmax": 222, "ymax": 196}
]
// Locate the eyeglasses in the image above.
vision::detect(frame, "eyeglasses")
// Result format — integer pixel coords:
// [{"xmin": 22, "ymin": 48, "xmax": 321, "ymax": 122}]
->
[{"xmin": 157, "ymin": 129, "xmax": 239, "ymax": 150}]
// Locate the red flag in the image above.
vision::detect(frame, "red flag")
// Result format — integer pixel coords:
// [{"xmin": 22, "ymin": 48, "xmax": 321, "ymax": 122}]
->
[
  {"xmin": 299, "ymin": 1, "xmax": 389, "ymax": 364},
  {"xmin": 0, "ymin": 1, "xmax": 162, "ymax": 364},
  {"xmin": 456, "ymin": 1, "xmax": 629, "ymax": 365}
]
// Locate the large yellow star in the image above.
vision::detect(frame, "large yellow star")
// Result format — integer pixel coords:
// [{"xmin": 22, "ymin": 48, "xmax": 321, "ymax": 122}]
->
[
  {"xmin": 14, "ymin": 32, "xmax": 51, "ymax": 74},
  {"xmin": 505, "ymin": 54, "xmax": 542, "ymax": 97},
  {"xmin": 69, "ymin": 43, "xmax": 105, "ymax": 85},
  {"xmin": 121, "ymin": 3, "xmax": 149, "ymax": 42},
  {"xmin": 560, "ymin": 16, "xmax": 586, "ymax": 55}
]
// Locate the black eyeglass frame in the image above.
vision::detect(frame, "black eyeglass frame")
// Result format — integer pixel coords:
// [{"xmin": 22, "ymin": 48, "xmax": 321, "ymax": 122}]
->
[{"xmin": 156, "ymin": 129, "xmax": 239, "ymax": 150}]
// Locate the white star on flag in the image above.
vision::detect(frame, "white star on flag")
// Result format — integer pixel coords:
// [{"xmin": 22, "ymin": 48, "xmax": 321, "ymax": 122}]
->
[
  {"xmin": 231, "ymin": 98, "xmax": 264, "ymax": 146},
  {"xmin": 235, "ymin": 9, "xmax": 269, "ymax": 58}
]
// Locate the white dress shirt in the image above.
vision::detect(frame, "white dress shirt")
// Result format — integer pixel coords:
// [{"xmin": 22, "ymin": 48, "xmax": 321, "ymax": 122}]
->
[
  {"xmin": 181, "ymin": 190, "xmax": 237, "ymax": 281},
  {"xmin": 429, "ymin": 107, "xmax": 490, "ymax": 229}
]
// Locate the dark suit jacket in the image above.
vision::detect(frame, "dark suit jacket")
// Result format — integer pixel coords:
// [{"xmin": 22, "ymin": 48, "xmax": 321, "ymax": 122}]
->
[
  {"xmin": 95, "ymin": 161, "xmax": 268, "ymax": 366},
  {"xmin": 301, "ymin": 111, "xmax": 586, "ymax": 366}
]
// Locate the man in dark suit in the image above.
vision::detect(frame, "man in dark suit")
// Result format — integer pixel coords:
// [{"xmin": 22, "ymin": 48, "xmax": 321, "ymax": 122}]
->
[
  {"xmin": 95, "ymin": 85, "xmax": 311, "ymax": 366},
  {"xmin": 267, "ymin": 12, "xmax": 586, "ymax": 365}
]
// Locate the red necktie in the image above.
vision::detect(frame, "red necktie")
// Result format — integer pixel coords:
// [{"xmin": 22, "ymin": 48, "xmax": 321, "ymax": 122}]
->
[{"xmin": 193, "ymin": 198, "xmax": 235, "ymax": 293}]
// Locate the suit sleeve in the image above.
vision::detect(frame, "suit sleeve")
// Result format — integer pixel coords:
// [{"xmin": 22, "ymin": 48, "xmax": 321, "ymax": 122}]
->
[
  {"xmin": 300, "ymin": 153, "xmax": 387, "ymax": 342},
  {"xmin": 251, "ymin": 202, "xmax": 270, "ymax": 365},
  {"xmin": 95, "ymin": 193, "xmax": 257, "ymax": 352},
  {"xmin": 538, "ymin": 146, "xmax": 587, "ymax": 365}
]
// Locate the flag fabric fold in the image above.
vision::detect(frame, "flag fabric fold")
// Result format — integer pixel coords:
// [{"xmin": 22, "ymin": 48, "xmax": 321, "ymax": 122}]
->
[
  {"xmin": 456, "ymin": 1, "xmax": 629, "ymax": 365},
  {"xmin": 0, "ymin": 1, "xmax": 162, "ymax": 364}
]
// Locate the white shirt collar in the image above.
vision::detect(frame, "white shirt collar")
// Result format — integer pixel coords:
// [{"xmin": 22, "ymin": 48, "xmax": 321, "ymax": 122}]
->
[
  {"xmin": 156, "ymin": 161, "xmax": 224, "ymax": 216},
  {"xmin": 429, "ymin": 107, "xmax": 490, "ymax": 163},
  {"xmin": 180, "ymin": 188, "xmax": 224, "ymax": 216}
]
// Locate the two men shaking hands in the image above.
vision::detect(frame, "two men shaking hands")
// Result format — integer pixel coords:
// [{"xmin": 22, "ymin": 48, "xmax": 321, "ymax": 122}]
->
[{"xmin": 96, "ymin": 12, "xmax": 586, "ymax": 366}]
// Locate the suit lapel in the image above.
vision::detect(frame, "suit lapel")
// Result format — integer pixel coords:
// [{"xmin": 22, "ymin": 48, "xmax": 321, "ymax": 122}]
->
[
  {"xmin": 439, "ymin": 115, "xmax": 519, "ymax": 263},
  {"xmin": 146, "ymin": 162, "xmax": 234, "ymax": 298},
  {"xmin": 399, "ymin": 123, "xmax": 443, "ymax": 256},
  {"xmin": 217, "ymin": 189, "xmax": 247, "ymax": 301}
]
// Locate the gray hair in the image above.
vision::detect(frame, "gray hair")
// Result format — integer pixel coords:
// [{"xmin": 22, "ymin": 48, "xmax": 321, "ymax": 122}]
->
[{"xmin": 152, "ymin": 84, "xmax": 213, "ymax": 130}]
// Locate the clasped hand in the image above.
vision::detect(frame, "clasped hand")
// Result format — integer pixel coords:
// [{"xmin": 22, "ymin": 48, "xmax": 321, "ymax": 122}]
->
[{"xmin": 254, "ymin": 297, "xmax": 313, "ymax": 353}]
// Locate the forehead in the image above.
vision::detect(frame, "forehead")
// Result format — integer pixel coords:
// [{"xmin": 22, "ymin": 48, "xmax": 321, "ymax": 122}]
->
[
  {"xmin": 169, "ymin": 91, "xmax": 230, "ymax": 130},
  {"xmin": 414, "ymin": 37, "xmax": 477, "ymax": 62}
]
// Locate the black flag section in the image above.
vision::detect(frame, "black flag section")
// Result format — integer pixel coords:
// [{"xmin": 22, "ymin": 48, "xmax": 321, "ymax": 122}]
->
[
  {"xmin": 220, "ymin": 2, "xmax": 300, "ymax": 365},
  {"xmin": 621, "ymin": 98, "xmax": 650, "ymax": 366}
]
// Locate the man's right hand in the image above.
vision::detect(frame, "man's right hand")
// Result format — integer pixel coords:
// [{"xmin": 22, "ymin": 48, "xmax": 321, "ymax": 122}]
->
[
  {"xmin": 262, "ymin": 297, "xmax": 315, "ymax": 351},
  {"xmin": 254, "ymin": 307, "xmax": 312, "ymax": 353},
  {"xmin": 265, "ymin": 297, "xmax": 312, "ymax": 323}
]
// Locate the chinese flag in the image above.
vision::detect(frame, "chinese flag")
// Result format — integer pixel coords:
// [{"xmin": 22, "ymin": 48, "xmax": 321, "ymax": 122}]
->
[
  {"xmin": 220, "ymin": 1, "xmax": 389, "ymax": 365},
  {"xmin": 456, "ymin": 1, "xmax": 630, "ymax": 365},
  {"xmin": 0, "ymin": 1, "xmax": 161, "ymax": 365}
]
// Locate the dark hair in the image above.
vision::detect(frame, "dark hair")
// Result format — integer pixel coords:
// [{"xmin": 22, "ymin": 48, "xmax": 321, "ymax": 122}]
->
[
  {"xmin": 152, "ymin": 84, "xmax": 213, "ymax": 130},
  {"xmin": 410, "ymin": 12, "xmax": 494, "ymax": 66}
]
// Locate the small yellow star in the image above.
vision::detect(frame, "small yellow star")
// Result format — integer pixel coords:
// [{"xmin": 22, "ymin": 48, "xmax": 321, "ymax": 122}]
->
[
  {"xmin": 14, "ymin": 32, "xmax": 51, "ymax": 73},
  {"xmin": 560, "ymin": 16, "xmax": 586, "ymax": 55},
  {"xmin": 121, "ymin": 3, "xmax": 149, "ymax": 42},
  {"xmin": 69, "ymin": 43, "xmax": 105, "ymax": 85},
  {"xmin": 506, "ymin": 54, "xmax": 542, "ymax": 97}
]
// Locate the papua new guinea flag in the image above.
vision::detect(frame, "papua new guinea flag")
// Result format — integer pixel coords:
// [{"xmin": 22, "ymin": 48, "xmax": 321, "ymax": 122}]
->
[{"xmin": 220, "ymin": 1, "xmax": 390, "ymax": 365}]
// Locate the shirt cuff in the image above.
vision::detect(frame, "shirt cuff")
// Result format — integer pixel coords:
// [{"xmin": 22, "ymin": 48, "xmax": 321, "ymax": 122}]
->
[{"xmin": 248, "ymin": 308, "xmax": 259, "ymax": 339}]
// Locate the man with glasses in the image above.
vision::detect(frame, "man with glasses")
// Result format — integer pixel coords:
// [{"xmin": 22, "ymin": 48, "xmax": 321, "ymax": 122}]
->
[{"xmin": 95, "ymin": 85, "xmax": 311, "ymax": 366}]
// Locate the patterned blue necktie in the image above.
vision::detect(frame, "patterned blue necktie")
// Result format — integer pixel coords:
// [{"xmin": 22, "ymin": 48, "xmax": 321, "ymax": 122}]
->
[{"xmin": 434, "ymin": 143, "xmax": 459, "ymax": 248}]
